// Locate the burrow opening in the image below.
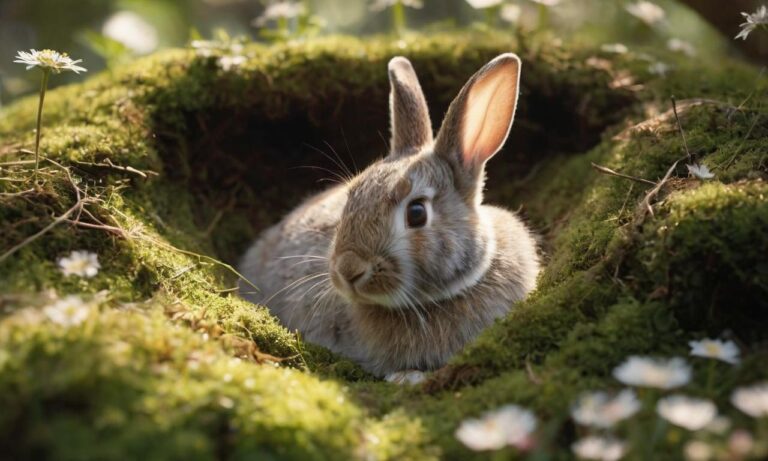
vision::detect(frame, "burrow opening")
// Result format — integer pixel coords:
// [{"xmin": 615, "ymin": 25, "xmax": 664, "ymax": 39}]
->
[{"xmin": 155, "ymin": 70, "xmax": 636, "ymax": 266}]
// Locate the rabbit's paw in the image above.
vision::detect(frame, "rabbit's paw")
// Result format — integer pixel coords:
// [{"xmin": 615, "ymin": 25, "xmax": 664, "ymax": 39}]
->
[{"xmin": 384, "ymin": 370, "xmax": 427, "ymax": 385}]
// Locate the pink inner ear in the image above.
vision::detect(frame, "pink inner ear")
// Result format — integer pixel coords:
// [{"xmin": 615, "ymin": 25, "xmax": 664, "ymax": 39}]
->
[{"xmin": 461, "ymin": 60, "xmax": 520, "ymax": 168}]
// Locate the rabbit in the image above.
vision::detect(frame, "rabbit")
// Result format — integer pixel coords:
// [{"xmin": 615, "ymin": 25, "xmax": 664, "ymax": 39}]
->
[{"xmin": 238, "ymin": 53, "xmax": 540, "ymax": 378}]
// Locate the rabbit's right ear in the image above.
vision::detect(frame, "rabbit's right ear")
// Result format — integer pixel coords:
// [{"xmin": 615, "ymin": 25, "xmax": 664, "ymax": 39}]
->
[
  {"xmin": 434, "ymin": 54, "xmax": 521, "ymax": 201},
  {"xmin": 388, "ymin": 57, "xmax": 433, "ymax": 157}
]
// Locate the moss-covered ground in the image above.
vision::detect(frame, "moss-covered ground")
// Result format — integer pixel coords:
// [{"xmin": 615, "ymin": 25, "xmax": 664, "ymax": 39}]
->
[{"xmin": 0, "ymin": 33, "xmax": 766, "ymax": 459}]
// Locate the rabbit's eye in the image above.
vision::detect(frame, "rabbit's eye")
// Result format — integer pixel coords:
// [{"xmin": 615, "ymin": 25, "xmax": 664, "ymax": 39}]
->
[{"xmin": 406, "ymin": 200, "xmax": 427, "ymax": 228}]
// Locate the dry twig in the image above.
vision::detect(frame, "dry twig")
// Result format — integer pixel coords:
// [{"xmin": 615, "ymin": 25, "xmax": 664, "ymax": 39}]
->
[
  {"xmin": 0, "ymin": 198, "xmax": 85, "ymax": 264},
  {"xmin": 636, "ymin": 156, "xmax": 687, "ymax": 223},
  {"xmin": 591, "ymin": 163, "xmax": 656, "ymax": 186},
  {"xmin": 671, "ymin": 96, "xmax": 694, "ymax": 164}
]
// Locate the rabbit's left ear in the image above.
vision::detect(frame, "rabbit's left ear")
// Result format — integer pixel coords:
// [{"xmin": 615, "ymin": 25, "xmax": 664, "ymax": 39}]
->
[
  {"xmin": 388, "ymin": 57, "xmax": 433, "ymax": 157},
  {"xmin": 434, "ymin": 54, "xmax": 521, "ymax": 193}
]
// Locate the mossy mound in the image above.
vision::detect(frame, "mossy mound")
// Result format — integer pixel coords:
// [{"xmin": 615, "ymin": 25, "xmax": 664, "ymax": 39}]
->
[{"xmin": 1, "ymin": 33, "xmax": 766, "ymax": 459}]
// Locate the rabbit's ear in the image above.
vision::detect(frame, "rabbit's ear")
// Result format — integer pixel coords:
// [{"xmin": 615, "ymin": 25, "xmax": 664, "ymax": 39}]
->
[
  {"xmin": 434, "ymin": 54, "xmax": 521, "ymax": 195},
  {"xmin": 388, "ymin": 57, "xmax": 433, "ymax": 157}
]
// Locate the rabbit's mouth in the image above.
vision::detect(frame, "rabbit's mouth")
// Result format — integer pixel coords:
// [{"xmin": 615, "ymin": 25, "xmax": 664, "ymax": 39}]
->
[
  {"xmin": 330, "ymin": 250, "xmax": 406, "ymax": 308},
  {"xmin": 331, "ymin": 270, "xmax": 403, "ymax": 308}
]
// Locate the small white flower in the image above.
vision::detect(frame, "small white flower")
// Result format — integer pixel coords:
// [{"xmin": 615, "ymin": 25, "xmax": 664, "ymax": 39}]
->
[
  {"xmin": 218, "ymin": 55, "xmax": 247, "ymax": 71},
  {"xmin": 191, "ymin": 40, "xmax": 216, "ymax": 58},
  {"xmin": 385, "ymin": 370, "xmax": 427, "ymax": 385},
  {"xmin": 684, "ymin": 440, "xmax": 713, "ymax": 461},
  {"xmin": 625, "ymin": 1, "xmax": 665, "ymax": 26},
  {"xmin": 571, "ymin": 389, "xmax": 641, "ymax": 428},
  {"xmin": 667, "ymin": 38, "xmax": 696, "ymax": 57},
  {"xmin": 657, "ymin": 395, "xmax": 717, "ymax": 431},
  {"xmin": 736, "ymin": 6, "xmax": 768, "ymax": 40},
  {"xmin": 601, "ymin": 43, "xmax": 629, "ymax": 54},
  {"xmin": 253, "ymin": 1, "xmax": 305, "ymax": 27},
  {"xmin": 731, "ymin": 382, "xmax": 768, "ymax": 418},
  {"xmin": 58, "ymin": 250, "xmax": 100, "ymax": 278},
  {"xmin": 530, "ymin": 0, "xmax": 561, "ymax": 6},
  {"xmin": 14, "ymin": 49, "xmax": 87, "ymax": 74},
  {"xmin": 686, "ymin": 163, "xmax": 715, "ymax": 180},
  {"xmin": 613, "ymin": 356, "xmax": 691, "ymax": 389},
  {"xmin": 43, "ymin": 295, "xmax": 92, "ymax": 327},
  {"xmin": 370, "ymin": 0, "xmax": 423, "ymax": 12},
  {"xmin": 572, "ymin": 436, "xmax": 626, "ymax": 461},
  {"xmin": 500, "ymin": 4, "xmax": 522, "ymax": 23},
  {"xmin": 648, "ymin": 61, "xmax": 671, "ymax": 76},
  {"xmin": 689, "ymin": 338, "xmax": 740, "ymax": 364},
  {"xmin": 728, "ymin": 429, "xmax": 755, "ymax": 456},
  {"xmin": 455, "ymin": 404, "xmax": 537, "ymax": 451},
  {"xmin": 465, "ymin": 0, "xmax": 504, "ymax": 10},
  {"xmin": 703, "ymin": 415, "xmax": 731, "ymax": 434},
  {"xmin": 191, "ymin": 39, "xmax": 243, "ymax": 58},
  {"xmin": 102, "ymin": 11, "xmax": 159, "ymax": 54}
]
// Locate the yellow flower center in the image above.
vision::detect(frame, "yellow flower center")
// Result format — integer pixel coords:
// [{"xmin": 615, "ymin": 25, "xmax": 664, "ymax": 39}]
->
[{"xmin": 704, "ymin": 343, "xmax": 721, "ymax": 356}]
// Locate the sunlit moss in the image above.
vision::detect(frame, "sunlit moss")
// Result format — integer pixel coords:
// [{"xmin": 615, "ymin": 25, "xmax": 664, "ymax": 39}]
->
[{"xmin": 0, "ymin": 33, "xmax": 766, "ymax": 458}]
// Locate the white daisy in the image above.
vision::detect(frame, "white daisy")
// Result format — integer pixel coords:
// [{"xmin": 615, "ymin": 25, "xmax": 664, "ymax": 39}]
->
[
  {"xmin": 684, "ymin": 440, "xmax": 713, "ymax": 461},
  {"xmin": 613, "ymin": 356, "xmax": 691, "ymax": 389},
  {"xmin": 218, "ymin": 55, "xmax": 247, "ymax": 71},
  {"xmin": 731, "ymin": 382, "xmax": 768, "ymax": 418},
  {"xmin": 667, "ymin": 38, "xmax": 696, "ymax": 57},
  {"xmin": 571, "ymin": 389, "xmax": 641, "ymax": 428},
  {"xmin": 102, "ymin": 11, "xmax": 158, "ymax": 54},
  {"xmin": 703, "ymin": 415, "xmax": 731, "ymax": 434},
  {"xmin": 728, "ymin": 430, "xmax": 755, "ymax": 456},
  {"xmin": 736, "ymin": 6, "xmax": 768, "ymax": 40},
  {"xmin": 689, "ymin": 338, "xmax": 740, "ymax": 364},
  {"xmin": 601, "ymin": 43, "xmax": 629, "ymax": 54},
  {"xmin": 657, "ymin": 395, "xmax": 717, "ymax": 431},
  {"xmin": 191, "ymin": 39, "xmax": 243, "ymax": 58},
  {"xmin": 686, "ymin": 163, "xmax": 715, "ymax": 180},
  {"xmin": 370, "ymin": 0, "xmax": 423, "ymax": 12},
  {"xmin": 572, "ymin": 436, "xmax": 626, "ymax": 461},
  {"xmin": 58, "ymin": 250, "xmax": 101, "ymax": 278},
  {"xmin": 465, "ymin": 0, "xmax": 504, "ymax": 10},
  {"xmin": 43, "ymin": 295, "xmax": 92, "ymax": 327},
  {"xmin": 500, "ymin": 4, "xmax": 522, "ymax": 23},
  {"xmin": 14, "ymin": 49, "xmax": 87, "ymax": 74},
  {"xmin": 455, "ymin": 404, "xmax": 537, "ymax": 451},
  {"xmin": 625, "ymin": 1, "xmax": 665, "ymax": 26},
  {"xmin": 648, "ymin": 61, "xmax": 671, "ymax": 76},
  {"xmin": 253, "ymin": 1, "xmax": 305, "ymax": 27}
]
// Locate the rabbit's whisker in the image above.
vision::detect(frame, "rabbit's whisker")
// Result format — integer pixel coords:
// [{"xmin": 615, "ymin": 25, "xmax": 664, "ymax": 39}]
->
[
  {"xmin": 323, "ymin": 140, "xmax": 356, "ymax": 180},
  {"xmin": 263, "ymin": 271, "xmax": 329, "ymax": 306},
  {"xmin": 290, "ymin": 165, "xmax": 347, "ymax": 185},
  {"xmin": 303, "ymin": 143, "xmax": 354, "ymax": 183}
]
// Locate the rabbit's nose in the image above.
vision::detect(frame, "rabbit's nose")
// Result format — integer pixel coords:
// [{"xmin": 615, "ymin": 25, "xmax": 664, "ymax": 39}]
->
[{"xmin": 334, "ymin": 251, "xmax": 371, "ymax": 289}]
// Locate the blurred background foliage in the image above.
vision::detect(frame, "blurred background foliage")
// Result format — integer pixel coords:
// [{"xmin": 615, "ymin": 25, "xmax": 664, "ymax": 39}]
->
[{"xmin": 0, "ymin": 0, "xmax": 763, "ymax": 105}]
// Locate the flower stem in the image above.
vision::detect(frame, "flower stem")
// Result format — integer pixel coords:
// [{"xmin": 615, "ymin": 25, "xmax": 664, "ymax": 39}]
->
[
  {"xmin": 646, "ymin": 417, "xmax": 667, "ymax": 460},
  {"xmin": 393, "ymin": 0, "xmax": 405, "ymax": 36},
  {"xmin": 705, "ymin": 360, "xmax": 716, "ymax": 395},
  {"xmin": 537, "ymin": 4, "xmax": 550, "ymax": 30},
  {"xmin": 277, "ymin": 16, "xmax": 289, "ymax": 39},
  {"xmin": 484, "ymin": 6, "xmax": 499, "ymax": 28},
  {"xmin": 33, "ymin": 69, "xmax": 50, "ymax": 180}
]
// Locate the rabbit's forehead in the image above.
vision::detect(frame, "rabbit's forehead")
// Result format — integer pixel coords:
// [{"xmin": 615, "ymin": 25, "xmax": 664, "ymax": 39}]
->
[
  {"xmin": 341, "ymin": 161, "xmax": 428, "ymax": 226},
  {"xmin": 347, "ymin": 160, "xmax": 436, "ymax": 204}
]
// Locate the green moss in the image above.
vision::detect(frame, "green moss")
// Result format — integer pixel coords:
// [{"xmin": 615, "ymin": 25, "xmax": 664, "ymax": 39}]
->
[
  {"xmin": 631, "ymin": 181, "xmax": 768, "ymax": 342},
  {"xmin": 0, "ymin": 302, "xmax": 396, "ymax": 461},
  {"xmin": 1, "ymin": 33, "xmax": 767, "ymax": 458}
]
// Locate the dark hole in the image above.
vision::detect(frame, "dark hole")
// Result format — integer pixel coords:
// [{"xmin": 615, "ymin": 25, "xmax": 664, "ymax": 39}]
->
[{"xmin": 155, "ymin": 70, "xmax": 635, "ymax": 264}]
